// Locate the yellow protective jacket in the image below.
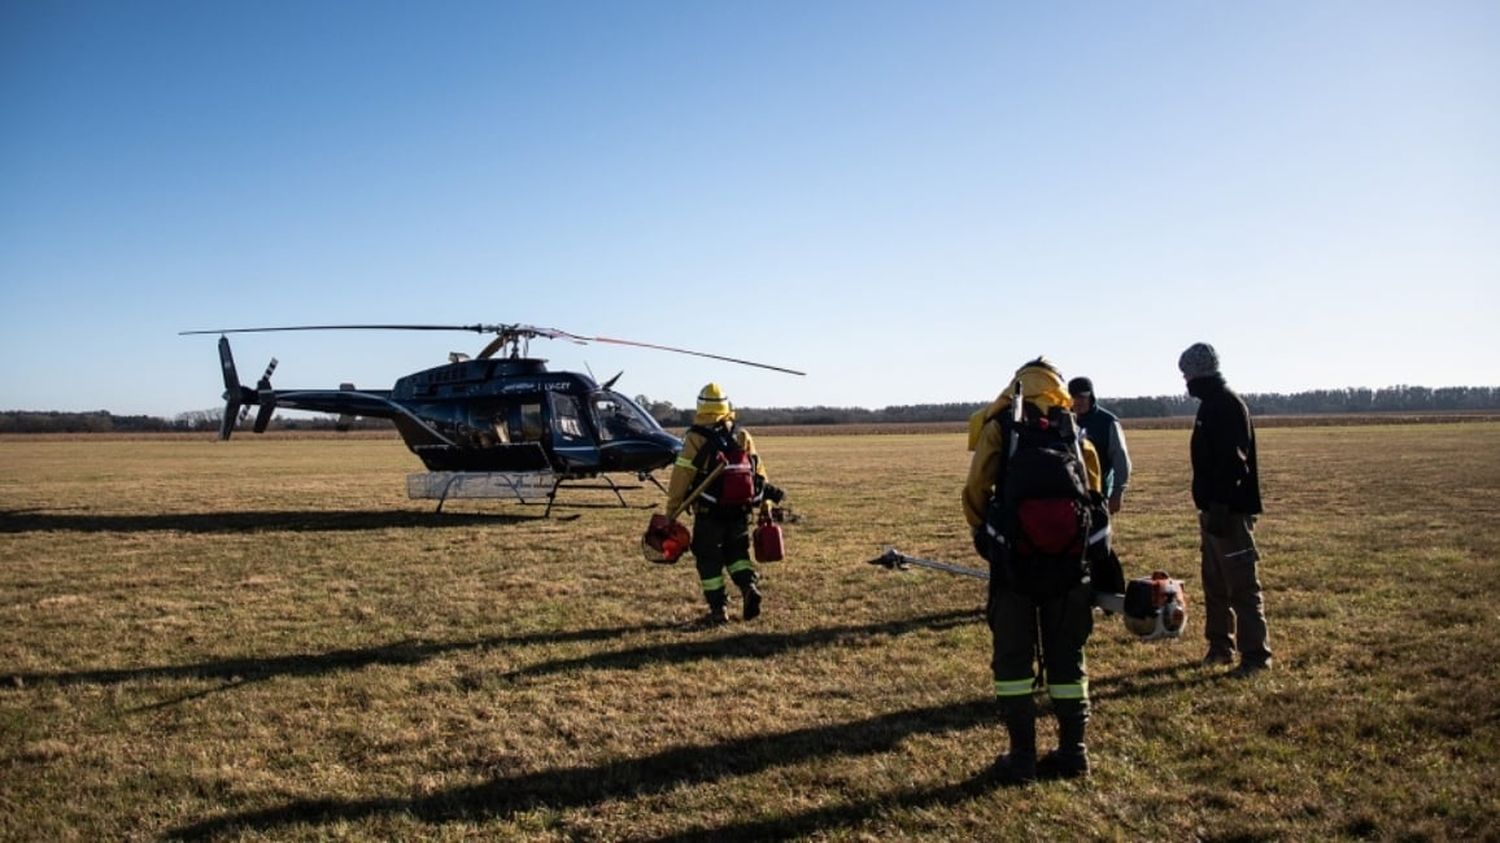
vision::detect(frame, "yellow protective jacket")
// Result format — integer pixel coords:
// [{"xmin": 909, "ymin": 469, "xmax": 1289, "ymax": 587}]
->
[
  {"xmin": 963, "ymin": 362, "xmax": 1101, "ymax": 528},
  {"xmin": 665, "ymin": 414, "xmax": 766, "ymax": 517}
]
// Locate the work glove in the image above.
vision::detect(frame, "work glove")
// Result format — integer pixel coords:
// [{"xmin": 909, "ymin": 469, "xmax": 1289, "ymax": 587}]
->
[
  {"xmin": 1206, "ymin": 503, "xmax": 1232, "ymax": 538},
  {"xmin": 762, "ymin": 482, "xmax": 787, "ymax": 504},
  {"xmin": 972, "ymin": 526, "xmax": 987, "ymax": 560}
]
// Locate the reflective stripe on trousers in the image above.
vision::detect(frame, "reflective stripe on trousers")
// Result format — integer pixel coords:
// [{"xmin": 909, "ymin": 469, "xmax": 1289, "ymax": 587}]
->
[{"xmin": 994, "ymin": 678, "xmax": 1033, "ymax": 698}]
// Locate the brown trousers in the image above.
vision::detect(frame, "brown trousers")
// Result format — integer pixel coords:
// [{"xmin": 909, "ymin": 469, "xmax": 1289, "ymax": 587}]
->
[{"xmin": 1199, "ymin": 512, "xmax": 1272, "ymax": 666}]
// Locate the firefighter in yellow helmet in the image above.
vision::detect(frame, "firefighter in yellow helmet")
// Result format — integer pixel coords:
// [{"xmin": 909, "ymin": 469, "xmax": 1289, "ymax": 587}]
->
[
  {"xmin": 664, "ymin": 383, "xmax": 778, "ymax": 625},
  {"xmin": 964, "ymin": 357, "xmax": 1103, "ymax": 784}
]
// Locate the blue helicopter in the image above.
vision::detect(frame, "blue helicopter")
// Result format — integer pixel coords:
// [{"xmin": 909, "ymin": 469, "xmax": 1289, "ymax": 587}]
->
[{"xmin": 183, "ymin": 324, "xmax": 803, "ymax": 485}]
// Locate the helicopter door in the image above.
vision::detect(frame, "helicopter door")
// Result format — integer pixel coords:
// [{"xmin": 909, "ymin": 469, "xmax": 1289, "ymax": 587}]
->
[
  {"xmin": 510, "ymin": 402, "xmax": 546, "ymax": 444},
  {"xmin": 489, "ymin": 409, "xmax": 510, "ymax": 444},
  {"xmin": 548, "ymin": 392, "xmax": 600, "ymax": 472},
  {"xmin": 462, "ymin": 405, "xmax": 509, "ymax": 448},
  {"xmin": 448, "ymin": 400, "xmax": 548, "ymax": 471}
]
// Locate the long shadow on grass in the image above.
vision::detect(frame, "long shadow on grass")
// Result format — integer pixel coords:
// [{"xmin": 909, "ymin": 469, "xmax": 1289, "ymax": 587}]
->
[
  {"xmin": 1091, "ymin": 659, "xmax": 1223, "ymax": 701},
  {"xmin": 5, "ymin": 622, "xmax": 681, "ymax": 691},
  {"xmin": 642, "ymin": 765, "xmax": 1011, "ymax": 842},
  {"xmin": 166, "ymin": 696, "xmax": 1000, "ymax": 840},
  {"xmin": 0, "ymin": 509, "xmax": 542, "ymax": 534},
  {"xmin": 162, "ymin": 657, "xmax": 1211, "ymax": 839},
  {"xmin": 646, "ymin": 663, "xmax": 1226, "ymax": 842},
  {"xmin": 502, "ymin": 609, "xmax": 983, "ymax": 682}
]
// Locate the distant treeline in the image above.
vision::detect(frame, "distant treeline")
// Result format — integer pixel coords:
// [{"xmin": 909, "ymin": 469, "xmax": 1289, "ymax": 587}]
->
[
  {"xmin": 3, "ymin": 385, "xmax": 1498, "ymax": 433},
  {"xmin": 638, "ymin": 385, "xmax": 1500, "ymax": 427},
  {"xmin": 0, "ymin": 410, "xmax": 393, "ymax": 434}
]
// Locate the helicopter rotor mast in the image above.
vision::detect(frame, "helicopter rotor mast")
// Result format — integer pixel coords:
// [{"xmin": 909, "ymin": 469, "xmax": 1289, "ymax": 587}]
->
[{"xmin": 180, "ymin": 323, "xmax": 804, "ymax": 376}]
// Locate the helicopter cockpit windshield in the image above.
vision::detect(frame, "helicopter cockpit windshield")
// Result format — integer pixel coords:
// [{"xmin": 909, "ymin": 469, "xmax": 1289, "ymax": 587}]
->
[{"xmin": 591, "ymin": 390, "xmax": 663, "ymax": 441}]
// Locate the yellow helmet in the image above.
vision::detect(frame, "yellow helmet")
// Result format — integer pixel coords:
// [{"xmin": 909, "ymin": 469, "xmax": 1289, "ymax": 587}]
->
[
  {"xmin": 968, "ymin": 357, "xmax": 1073, "ymax": 450},
  {"xmin": 696, "ymin": 383, "xmax": 732, "ymax": 420}
]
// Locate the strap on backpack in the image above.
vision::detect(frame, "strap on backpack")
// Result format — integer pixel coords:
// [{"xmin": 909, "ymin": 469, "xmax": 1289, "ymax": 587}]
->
[{"xmin": 687, "ymin": 423, "xmax": 744, "ymax": 497}]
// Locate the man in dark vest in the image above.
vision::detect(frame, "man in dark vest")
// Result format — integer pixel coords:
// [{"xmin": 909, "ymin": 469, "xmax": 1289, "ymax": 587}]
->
[
  {"xmin": 1067, "ymin": 376, "xmax": 1132, "ymax": 515},
  {"xmin": 1179, "ymin": 343, "xmax": 1272, "ymax": 677}
]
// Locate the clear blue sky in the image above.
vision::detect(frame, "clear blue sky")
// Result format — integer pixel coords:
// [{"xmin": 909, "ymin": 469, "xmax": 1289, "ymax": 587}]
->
[{"xmin": 3, "ymin": 0, "xmax": 1496, "ymax": 417}]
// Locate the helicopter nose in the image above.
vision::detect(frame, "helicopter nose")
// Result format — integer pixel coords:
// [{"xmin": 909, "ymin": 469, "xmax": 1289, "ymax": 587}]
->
[{"xmin": 642, "ymin": 432, "xmax": 683, "ymax": 471}]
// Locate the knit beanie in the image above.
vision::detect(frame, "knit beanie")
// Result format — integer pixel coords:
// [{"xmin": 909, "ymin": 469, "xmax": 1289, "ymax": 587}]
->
[
  {"xmin": 1178, "ymin": 343, "xmax": 1220, "ymax": 379},
  {"xmin": 1067, "ymin": 376, "xmax": 1093, "ymax": 396}
]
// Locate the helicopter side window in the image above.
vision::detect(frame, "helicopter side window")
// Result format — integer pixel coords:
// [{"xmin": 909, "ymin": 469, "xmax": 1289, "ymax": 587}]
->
[
  {"xmin": 515, "ymin": 403, "xmax": 546, "ymax": 443},
  {"xmin": 491, "ymin": 412, "xmax": 511, "ymax": 444},
  {"xmin": 548, "ymin": 393, "xmax": 588, "ymax": 445},
  {"xmin": 462, "ymin": 405, "xmax": 510, "ymax": 449}
]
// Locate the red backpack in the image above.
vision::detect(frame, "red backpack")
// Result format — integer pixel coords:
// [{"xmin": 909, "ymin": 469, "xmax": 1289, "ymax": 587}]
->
[{"xmin": 690, "ymin": 424, "xmax": 758, "ymax": 508}]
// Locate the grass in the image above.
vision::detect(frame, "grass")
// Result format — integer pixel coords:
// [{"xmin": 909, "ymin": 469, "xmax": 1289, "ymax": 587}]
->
[{"xmin": 2, "ymin": 424, "xmax": 1498, "ymax": 841}]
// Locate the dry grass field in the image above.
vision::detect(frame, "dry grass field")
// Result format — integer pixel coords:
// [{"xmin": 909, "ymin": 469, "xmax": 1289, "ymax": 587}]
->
[{"xmin": 2, "ymin": 423, "xmax": 1498, "ymax": 841}]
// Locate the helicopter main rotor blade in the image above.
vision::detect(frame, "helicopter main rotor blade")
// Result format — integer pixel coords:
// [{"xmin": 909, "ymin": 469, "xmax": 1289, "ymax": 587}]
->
[
  {"xmin": 181, "ymin": 323, "xmax": 805, "ymax": 375},
  {"xmin": 180, "ymin": 324, "xmax": 495, "ymax": 336},
  {"xmin": 554, "ymin": 331, "xmax": 807, "ymax": 376}
]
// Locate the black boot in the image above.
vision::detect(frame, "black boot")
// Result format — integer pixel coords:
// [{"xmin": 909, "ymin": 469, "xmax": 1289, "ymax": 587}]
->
[
  {"xmin": 732, "ymin": 569, "xmax": 762, "ymax": 621},
  {"xmin": 992, "ymin": 696, "xmax": 1037, "ymax": 785},
  {"xmin": 1038, "ymin": 700, "xmax": 1089, "ymax": 779},
  {"xmin": 741, "ymin": 583, "xmax": 762, "ymax": 621},
  {"xmin": 703, "ymin": 588, "xmax": 729, "ymax": 625}
]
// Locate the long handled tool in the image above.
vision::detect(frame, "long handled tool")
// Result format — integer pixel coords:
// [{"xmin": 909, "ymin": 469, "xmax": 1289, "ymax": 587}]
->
[
  {"xmin": 866, "ymin": 546, "xmax": 990, "ymax": 579},
  {"xmin": 865, "ymin": 546, "xmax": 1126, "ymax": 613},
  {"xmin": 671, "ymin": 463, "xmax": 724, "ymax": 521}
]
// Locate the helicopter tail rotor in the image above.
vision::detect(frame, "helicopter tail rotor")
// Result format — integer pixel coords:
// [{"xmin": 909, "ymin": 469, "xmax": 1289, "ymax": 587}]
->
[
  {"xmin": 218, "ymin": 337, "xmax": 242, "ymax": 440},
  {"xmin": 215, "ymin": 337, "xmax": 265, "ymax": 440},
  {"xmin": 252, "ymin": 358, "xmax": 278, "ymax": 434}
]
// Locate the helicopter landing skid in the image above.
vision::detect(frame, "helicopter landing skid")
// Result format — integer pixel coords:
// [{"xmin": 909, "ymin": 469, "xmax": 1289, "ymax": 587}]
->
[
  {"xmin": 408, "ymin": 471, "xmax": 558, "ymax": 514},
  {"xmin": 639, "ymin": 471, "xmax": 669, "ymax": 495},
  {"xmin": 540, "ymin": 474, "xmax": 653, "ymax": 517},
  {"xmin": 407, "ymin": 471, "xmax": 654, "ymax": 517}
]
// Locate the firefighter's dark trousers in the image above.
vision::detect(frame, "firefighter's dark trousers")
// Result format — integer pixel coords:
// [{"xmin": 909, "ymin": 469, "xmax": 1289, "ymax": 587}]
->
[
  {"xmin": 692, "ymin": 508, "xmax": 756, "ymax": 608},
  {"xmin": 988, "ymin": 581, "xmax": 1093, "ymax": 709}
]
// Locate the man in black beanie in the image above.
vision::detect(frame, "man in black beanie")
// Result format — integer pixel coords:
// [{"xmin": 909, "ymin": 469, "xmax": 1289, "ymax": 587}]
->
[{"xmin": 1179, "ymin": 342, "xmax": 1272, "ymax": 677}]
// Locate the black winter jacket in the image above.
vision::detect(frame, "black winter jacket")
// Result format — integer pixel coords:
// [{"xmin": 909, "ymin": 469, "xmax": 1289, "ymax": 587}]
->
[{"xmin": 1188, "ymin": 375, "xmax": 1262, "ymax": 515}]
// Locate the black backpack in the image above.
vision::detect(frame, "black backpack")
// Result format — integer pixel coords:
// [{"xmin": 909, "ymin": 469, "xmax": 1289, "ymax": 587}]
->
[
  {"xmin": 689, "ymin": 424, "xmax": 759, "ymax": 509},
  {"xmin": 980, "ymin": 403, "xmax": 1093, "ymax": 597}
]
